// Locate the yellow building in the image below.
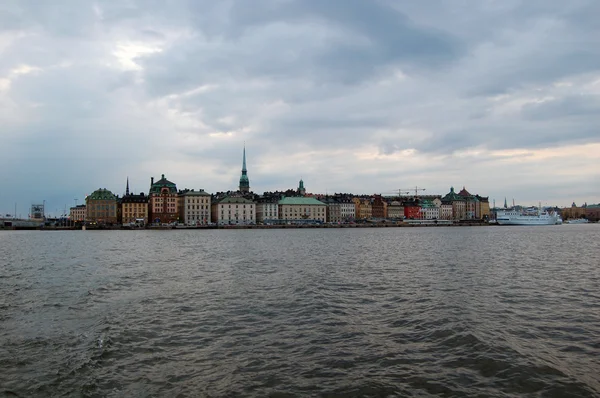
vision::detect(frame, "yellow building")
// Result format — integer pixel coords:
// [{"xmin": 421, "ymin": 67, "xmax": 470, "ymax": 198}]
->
[
  {"xmin": 352, "ymin": 197, "xmax": 372, "ymax": 220},
  {"xmin": 279, "ymin": 197, "xmax": 326, "ymax": 223},
  {"xmin": 121, "ymin": 193, "xmax": 149, "ymax": 225}
]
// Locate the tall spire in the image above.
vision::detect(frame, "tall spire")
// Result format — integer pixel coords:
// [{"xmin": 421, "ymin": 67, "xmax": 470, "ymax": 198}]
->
[
  {"xmin": 504, "ymin": 197, "xmax": 507, "ymax": 208},
  {"xmin": 242, "ymin": 144, "xmax": 247, "ymax": 173},
  {"xmin": 239, "ymin": 144, "xmax": 250, "ymax": 193},
  {"xmin": 126, "ymin": 177, "xmax": 130, "ymax": 196}
]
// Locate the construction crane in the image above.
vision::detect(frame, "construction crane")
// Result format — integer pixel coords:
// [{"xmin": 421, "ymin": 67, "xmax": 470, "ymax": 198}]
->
[{"xmin": 397, "ymin": 186, "xmax": 426, "ymax": 198}]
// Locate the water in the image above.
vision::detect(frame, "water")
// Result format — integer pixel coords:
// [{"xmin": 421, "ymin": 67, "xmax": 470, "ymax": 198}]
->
[{"xmin": 1, "ymin": 226, "xmax": 599, "ymax": 397}]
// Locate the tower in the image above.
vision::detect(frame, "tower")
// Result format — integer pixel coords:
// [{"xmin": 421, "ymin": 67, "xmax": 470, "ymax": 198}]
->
[
  {"xmin": 504, "ymin": 197, "xmax": 508, "ymax": 209},
  {"xmin": 239, "ymin": 145, "xmax": 250, "ymax": 193},
  {"xmin": 298, "ymin": 178, "xmax": 306, "ymax": 196},
  {"xmin": 126, "ymin": 177, "xmax": 130, "ymax": 196}
]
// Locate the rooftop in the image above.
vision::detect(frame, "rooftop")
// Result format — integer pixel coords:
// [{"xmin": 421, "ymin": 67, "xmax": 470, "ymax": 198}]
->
[
  {"xmin": 279, "ymin": 197, "xmax": 325, "ymax": 206},
  {"xmin": 217, "ymin": 196, "xmax": 254, "ymax": 204}
]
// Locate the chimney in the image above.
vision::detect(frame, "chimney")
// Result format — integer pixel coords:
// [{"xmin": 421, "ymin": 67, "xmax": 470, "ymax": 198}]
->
[{"xmin": 151, "ymin": 177, "xmax": 154, "ymax": 185}]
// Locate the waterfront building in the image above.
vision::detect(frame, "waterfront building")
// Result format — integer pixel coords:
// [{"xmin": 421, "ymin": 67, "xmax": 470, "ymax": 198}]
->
[
  {"xmin": 239, "ymin": 145, "xmax": 250, "ymax": 193},
  {"xmin": 338, "ymin": 198, "xmax": 356, "ymax": 221},
  {"xmin": 387, "ymin": 201, "xmax": 404, "ymax": 219},
  {"xmin": 420, "ymin": 200, "xmax": 440, "ymax": 220},
  {"xmin": 256, "ymin": 197, "xmax": 279, "ymax": 224},
  {"xmin": 149, "ymin": 174, "xmax": 179, "ymax": 224},
  {"xmin": 440, "ymin": 202, "xmax": 453, "ymax": 220},
  {"xmin": 119, "ymin": 177, "xmax": 149, "ymax": 225},
  {"xmin": 279, "ymin": 197, "xmax": 326, "ymax": 223},
  {"xmin": 457, "ymin": 187, "xmax": 477, "ymax": 219},
  {"xmin": 352, "ymin": 197, "xmax": 372, "ymax": 220},
  {"xmin": 86, "ymin": 188, "xmax": 118, "ymax": 224},
  {"xmin": 212, "ymin": 196, "xmax": 255, "ymax": 225},
  {"xmin": 585, "ymin": 204, "xmax": 600, "ymax": 221},
  {"xmin": 478, "ymin": 196, "xmax": 491, "ymax": 219},
  {"xmin": 403, "ymin": 200, "xmax": 421, "ymax": 219},
  {"xmin": 371, "ymin": 195, "xmax": 387, "ymax": 219},
  {"xmin": 178, "ymin": 189, "xmax": 211, "ymax": 225},
  {"xmin": 442, "ymin": 187, "xmax": 466, "ymax": 220},
  {"xmin": 69, "ymin": 205, "xmax": 86, "ymax": 223},
  {"xmin": 121, "ymin": 193, "xmax": 149, "ymax": 225},
  {"xmin": 322, "ymin": 197, "xmax": 341, "ymax": 223}
]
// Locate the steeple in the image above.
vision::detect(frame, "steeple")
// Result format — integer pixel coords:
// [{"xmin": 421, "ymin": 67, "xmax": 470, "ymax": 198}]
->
[
  {"xmin": 504, "ymin": 197, "xmax": 508, "ymax": 208},
  {"xmin": 126, "ymin": 177, "xmax": 130, "ymax": 196},
  {"xmin": 298, "ymin": 178, "xmax": 306, "ymax": 196},
  {"xmin": 242, "ymin": 145, "xmax": 247, "ymax": 173},
  {"xmin": 239, "ymin": 144, "xmax": 250, "ymax": 193}
]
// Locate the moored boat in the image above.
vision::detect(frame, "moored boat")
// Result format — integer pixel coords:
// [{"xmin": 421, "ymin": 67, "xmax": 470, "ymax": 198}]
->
[{"xmin": 496, "ymin": 207, "xmax": 560, "ymax": 226}]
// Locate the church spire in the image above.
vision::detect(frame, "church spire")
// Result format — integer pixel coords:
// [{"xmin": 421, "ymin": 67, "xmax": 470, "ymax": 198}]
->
[
  {"xmin": 239, "ymin": 144, "xmax": 250, "ymax": 193},
  {"xmin": 126, "ymin": 176, "xmax": 130, "ymax": 196},
  {"xmin": 242, "ymin": 144, "xmax": 247, "ymax": 173}
]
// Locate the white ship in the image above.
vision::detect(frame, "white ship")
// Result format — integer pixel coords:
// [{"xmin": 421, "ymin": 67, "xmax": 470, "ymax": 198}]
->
[
  {"xmin": 566, "ymin": 218, "xmax": 589, "ymax": 224},
  {"xmin": 496, "ymin": 207, "xmax": 560, "ymax": 226}
]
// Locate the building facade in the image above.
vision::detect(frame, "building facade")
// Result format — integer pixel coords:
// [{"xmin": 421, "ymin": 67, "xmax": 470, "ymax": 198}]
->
[
  {"xmin": 121, "ymin": 193, "xmax": 149, "ymax": 225},
  {"xmin": 178, "ymin": 189, "xmax": 211, "ymax": 225},
  {"xmin": 70, "ymin": 205, "xmax": 86, "ymax": 223},
  {"xmin": 420, "ymin": 200, "xmax": 440, "ymax": 220},
  {"xmin": 279, "ymin": 197, "xmax": 326, "ymax": 223},
  {"xmin": 339, "ymin": 200, "xmax": 356, "ymax": 221},
  {"xmin": 387, "ymin": 201, "xmax": 404, "ymax": 219},
  {"xmin": 149, "ymin": 174, "xmax": 179, "ymax": 224},
  {"xmin": 256, "ymin": 201, "xmax": 279, "ymax": 224},
  {"xmin": 212, "ymin": 196, "xmax": 255, "ymax": 225},
  {"xmin": 86, "ymin": 188, "xmax": 118, "ymax": 224},
  {"xmin": 442, "ymin": 187, "xmax": 466, "ymax": 220},
  {"xmin": 371, "ymin": 195, "xmax": 387, "ymax": 219},
  {"xmin": 322, "ymin": 198, "xmax": 341, "ymax": 223},
  {"xmin": 352, "ymin": 197, "xmax": 372, "ymax": 220}
]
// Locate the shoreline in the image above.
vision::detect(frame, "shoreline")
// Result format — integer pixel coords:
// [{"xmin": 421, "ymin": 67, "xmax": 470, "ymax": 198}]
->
[{"xmin": 3, "ymin": 221, "xmax": 490, "ymax": 231}]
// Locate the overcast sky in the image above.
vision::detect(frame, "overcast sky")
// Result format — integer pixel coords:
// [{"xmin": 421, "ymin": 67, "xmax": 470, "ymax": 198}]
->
[{"xmin": 1, "ymin": 0, "xmax": 599, "ymax": 216}]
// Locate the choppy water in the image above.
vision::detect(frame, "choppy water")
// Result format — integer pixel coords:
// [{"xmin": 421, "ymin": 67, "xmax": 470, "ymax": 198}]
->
[{"xmin": 1, "ymin": 226, "xmax": 599, "ymax": 397}]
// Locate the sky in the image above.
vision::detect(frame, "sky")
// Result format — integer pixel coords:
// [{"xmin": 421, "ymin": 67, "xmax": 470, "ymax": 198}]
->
[{"xmin": 1, "ymin": 0, "xmax": 599, "ymax": 216}]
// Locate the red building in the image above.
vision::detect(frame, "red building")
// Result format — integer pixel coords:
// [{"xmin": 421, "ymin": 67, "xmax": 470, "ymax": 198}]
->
[{"xmin": 404, "ymin": 205, "xmax": 421, "ymax": 219}]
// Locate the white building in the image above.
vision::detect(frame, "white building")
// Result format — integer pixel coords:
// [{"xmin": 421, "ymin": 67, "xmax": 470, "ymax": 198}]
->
[
  {"xmin": 256, "ymin": 202, "xmax": 279, "ymax": 223},
  {"xmin": 212, "ymin": 196, "xmax": 255, "ymax": 225},
  {"xmin": 440, "ymin": 203, "xmax": 453, "ymax": 220},
  {"xmin": 178, "ymin": 189, "xmax": 211, "ymax": 225},
  {"xmin": 339, "ymin": 200, "xmax": 355, "ymax": 221}
]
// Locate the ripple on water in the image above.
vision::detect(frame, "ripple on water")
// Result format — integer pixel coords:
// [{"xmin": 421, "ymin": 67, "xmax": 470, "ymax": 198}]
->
[{"xmin": 0, "ymin": 227, "xmax": 599, "ymax": 397}]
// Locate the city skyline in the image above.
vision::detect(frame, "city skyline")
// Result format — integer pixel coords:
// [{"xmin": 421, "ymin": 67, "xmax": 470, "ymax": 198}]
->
[{"xmin": 1, "ymin": 1, "xmax": 599, "ymax": 214}]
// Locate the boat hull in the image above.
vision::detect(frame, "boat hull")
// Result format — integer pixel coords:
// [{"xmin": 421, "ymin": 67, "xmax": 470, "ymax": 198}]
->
[{"xmin": 496, "ymin": 218, "xmax": 557, "ymax": 225}]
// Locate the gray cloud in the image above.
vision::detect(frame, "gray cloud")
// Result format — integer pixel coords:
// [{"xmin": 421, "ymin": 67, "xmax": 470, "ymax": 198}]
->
[{"xmin": 1, "ymin": 0, "xmax": 599, "ymax": 215}]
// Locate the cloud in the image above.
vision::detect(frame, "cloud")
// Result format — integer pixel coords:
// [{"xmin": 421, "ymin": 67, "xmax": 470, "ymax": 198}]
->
[{"xmin": 1, "ymin": 0, "xmax": 599, "ymax": 216}]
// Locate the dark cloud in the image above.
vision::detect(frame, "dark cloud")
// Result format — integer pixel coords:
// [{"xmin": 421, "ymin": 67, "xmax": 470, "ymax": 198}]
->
[{"xmin": 1, "ymin": 0, "xmax": 599, "ymax": 214}]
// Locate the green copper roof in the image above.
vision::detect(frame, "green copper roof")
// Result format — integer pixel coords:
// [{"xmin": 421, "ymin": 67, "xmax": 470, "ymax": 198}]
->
[
  {"xmin": 150, "ymin": 174, "xmax": 177, "ymax": 194},
  {"xmin": 239, "ymin": 146, "xmax": 250, "ymax": 191},
  {"xmin": 279, "ymin": 197, "xmax": 325, "ymax": 205},
  {"xmin": 442, "ymin": 187, "xmax": 465, "ymax": 202},
  {"xmin": 87, "ymin": 188, "xmax": 117, "ymax": 201}
]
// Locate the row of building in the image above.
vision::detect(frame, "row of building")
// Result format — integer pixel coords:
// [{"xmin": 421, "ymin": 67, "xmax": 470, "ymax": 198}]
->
[
  {"xmin": 70, "ymin": 146, "xmax": 491, "ymax": 226},
  {"xmin": 74, "ymin": 178, "xmax": 490, "ymax": 226}
]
